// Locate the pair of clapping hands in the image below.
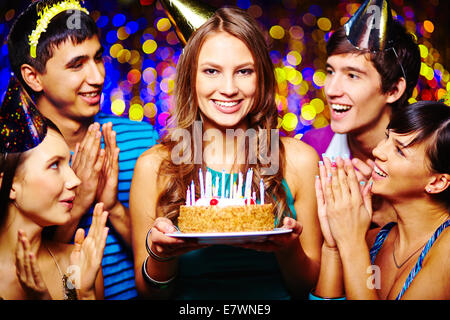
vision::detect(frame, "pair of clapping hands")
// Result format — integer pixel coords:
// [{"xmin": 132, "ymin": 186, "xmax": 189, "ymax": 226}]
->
[
  {"xmin": 315, "ymin": 156, "xmax": 373, "ymax": 249},
  {"xmin": 70, "ymin": 122, "xmax": 120, "ymax": 221},
  {"xmin": 15, "ymin": 203, "xmax": 109, "ymax": 300}
]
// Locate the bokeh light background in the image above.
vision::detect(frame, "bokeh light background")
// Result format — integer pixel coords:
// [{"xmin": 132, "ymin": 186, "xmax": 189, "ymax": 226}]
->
[{"xmin": 0, "ymin": 0, "xmax": 449, "ymax": 139}]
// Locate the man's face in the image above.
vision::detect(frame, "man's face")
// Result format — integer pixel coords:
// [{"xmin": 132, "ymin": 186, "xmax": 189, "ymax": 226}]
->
[
  {"xmin": 324, "ymin": 53, "xmax": 392, "ymax": 134},
  {"xmin": 38, "ymin": 35, "xmax": 105, "ymax": 121}
]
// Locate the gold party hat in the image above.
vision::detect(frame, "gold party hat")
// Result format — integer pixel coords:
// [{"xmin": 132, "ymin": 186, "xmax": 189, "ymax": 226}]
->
[{"xmin": 159, "ymin": 0, "xmax": 215, "ymax": 46}]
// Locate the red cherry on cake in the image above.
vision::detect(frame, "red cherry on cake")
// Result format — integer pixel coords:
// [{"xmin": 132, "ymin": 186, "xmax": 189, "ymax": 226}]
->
[
  {"xmin": 245, "ymin": 198, "xmax": 256, "ymax": 205},
  {"xmin": 210, "ymin": 198, "xmax": 219, "ymax": 205}
]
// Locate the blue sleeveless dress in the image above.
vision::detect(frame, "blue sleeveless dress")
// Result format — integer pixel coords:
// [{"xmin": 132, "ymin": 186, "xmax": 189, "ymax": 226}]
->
[
  {"xmin": 173, "ymin": 168, "xmax": 296, "ymax": 300},
  {"xmin": 369, "ymin": 220, "xmax": 449, "ymax": 300}
]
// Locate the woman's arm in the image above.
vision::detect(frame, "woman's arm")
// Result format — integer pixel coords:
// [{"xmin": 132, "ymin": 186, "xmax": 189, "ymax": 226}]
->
[
  {"xmin": 129, "ymin": 146, "xmax": 206, "ymax": 298},
  {"xmin": 129, "ymin": 146, "xmax": 177, "ymax": 298},
  {"xmin": 320, "ymin": 156, "xmax": 380, "ymax": 299},
  {"xmin": 275, "ymin": 138, "xmax": 322, "ymax": 298}
]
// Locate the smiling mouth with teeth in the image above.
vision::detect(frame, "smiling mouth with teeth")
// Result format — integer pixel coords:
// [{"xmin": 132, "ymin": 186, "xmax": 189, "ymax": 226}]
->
[
  {"xmin": 331, "ymin": 104, "xmax": 352, "ymax": 113},
  {"xmin": 80, "ymin": 92, "xmax": 99, "ymax": 97},
  {"xmin": 213, "ymin": 100, "xmax": 240, "ymax": 107},
  {"xmin": 374, "ymin": 165, "xmax": 387, "ymax": 177}
]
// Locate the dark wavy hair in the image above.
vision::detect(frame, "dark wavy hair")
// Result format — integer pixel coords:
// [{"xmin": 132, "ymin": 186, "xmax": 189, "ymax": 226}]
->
[
  {"xmin": 157, "ymin": 7, "xmax": 292, "ymax": 224},
  {"xmin": 326, "ymin": 20, "xmax": 420, "ymax": 111},
  {"xmin": 388, "ymin": 101, "xmax": 450, "ymax": 211}
]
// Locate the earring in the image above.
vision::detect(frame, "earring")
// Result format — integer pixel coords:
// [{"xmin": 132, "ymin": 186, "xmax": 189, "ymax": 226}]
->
[{"xmin": 426, "ymin": 188, "xmax": 432, "ymax": 193}]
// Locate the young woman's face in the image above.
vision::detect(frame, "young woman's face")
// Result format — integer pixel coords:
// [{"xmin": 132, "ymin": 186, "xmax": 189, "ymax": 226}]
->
[
  {"xmin": 195, "ymin": 31, "xmax": 257, "ymax": 130},
  {"xmin": 11, "ymin": 129, "xmax": 81, "ymax": 226},
  {"xmin": 324, "ymin": 53, "xmax": 393, "ymax": 134},
  {"xmin": 371, "ymin": 129, "xmax": 432, "ymax": 200},
  {"xmin": 38, "ymin": 35, "xmax": 105, "ymax": 120}
]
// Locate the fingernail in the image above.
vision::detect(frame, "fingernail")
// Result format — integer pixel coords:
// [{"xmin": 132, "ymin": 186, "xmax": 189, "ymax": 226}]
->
[
  {"xmin": 331, "ymin": 162, "xmax": 337, "ymax": 168},
  {"xmin": 343, "ymin": 154, "xmax": 350, "ymax": 159},
  {"xmin": 318, "ymin": 161, "xmax": 323, "ymax": 166},
  {"xmin": 328, "ymin": 173, "xmax": 332, "ymax": 177},
  {"xmin": 360, "ymin": 181, "xmax": 366, "ymax": 186},
  {"xmin": 315, "ymin": 175, "xmax": 319, "ymax": 179}
]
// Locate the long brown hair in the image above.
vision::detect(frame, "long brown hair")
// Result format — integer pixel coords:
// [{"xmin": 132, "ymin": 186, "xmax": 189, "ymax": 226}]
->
[{"xmin": 157, "ymin": 7, "xmax": 291, "ymax": 224}]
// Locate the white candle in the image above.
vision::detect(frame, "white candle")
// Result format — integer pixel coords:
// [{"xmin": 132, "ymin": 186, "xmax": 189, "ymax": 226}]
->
[
  {"xmin": 190, "ymin": 180, "xmax": 195, "ymax": 205},
  {"xmin": 245, "ymin": 168, "xmax": 253, "ymax": 199},
  {"xmin": 238, "ymin": 171, "xmax": 243, "ymax": 198},
  {"xmin": 206, "ymin": 171, "xmax": 212, "ymax": 198},
  {"xmin": 229, "ymin": 173, "xmax": 233, "ymax": 199},
  {"xmin": 260, "ymin": 179, "xmax": 264, "ymax": 204},
  {"xmin": 199, "ymin": 168, "xmax": 204, "ymax": 198},
  {"xmin": 221, "ymin": 169, "xmax": 225, "ymax": 198},
  {"xmin": 214, "ymin": 175, "xmax": 219, "ymax": 197},
  {"xmin": 186, "ymin": 186, "xmax": 190, "ymax": 206}
]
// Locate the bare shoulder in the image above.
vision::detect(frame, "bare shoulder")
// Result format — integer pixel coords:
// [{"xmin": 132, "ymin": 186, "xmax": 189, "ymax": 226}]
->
[
  {"xmin": 281, "ymin": 137, "xmax": 319, "ymax": 169},
  {"xmin": 425, "ymin": 225, "xmax": 450, "ymax": 263},
  {"xmin": 136, "ymin": 144, "xmax": 169, "ymax": 170},
  {"xmin": 281, "ymin": 137, "xmax": 319, "ymax": 180},
  {"xmin": 281, "ymin": 137, "xmax": 319, "ymax": 199},
  {"xmin": 132, "ymin": 144, "xmax": 170, "ymax": 191}
]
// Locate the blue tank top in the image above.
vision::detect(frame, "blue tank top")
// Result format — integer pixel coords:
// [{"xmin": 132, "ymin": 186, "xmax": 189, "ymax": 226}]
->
[
  {"xmin": 370, "ymin": 220, "xmax": 449, "ymax": 300},
  {"xmin": 173, "ymin": 168, "xmax": 296, "ymax": 300}
]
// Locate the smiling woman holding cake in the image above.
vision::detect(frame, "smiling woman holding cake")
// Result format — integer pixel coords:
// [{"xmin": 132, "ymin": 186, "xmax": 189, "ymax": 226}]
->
[{"xmin": 129, "ymin": 4, "xmax": 322, "ymax": 299}]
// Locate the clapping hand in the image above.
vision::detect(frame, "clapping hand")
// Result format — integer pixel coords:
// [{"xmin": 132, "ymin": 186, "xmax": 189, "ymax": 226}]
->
[
  {"xmin": 96, "ymin": 122, "xmax": 120, "ymax": 212},
  {"xmin": 15, "ymin": 230, "xmax": 51, "ymax": 300},
  {"xmin": 351, "ymin": 157, "xmax": 375, "ymax": 185},
  {"xmin": 70, "ymin": 123, "xmax": 105, "ymax": 221},
  {"xmin": 69, "ymin": 202, "xmax": 109, "ymax": 299},
  {"xmin": 316, "ymin": 156, "xmax": 373, "ymax": 248}
]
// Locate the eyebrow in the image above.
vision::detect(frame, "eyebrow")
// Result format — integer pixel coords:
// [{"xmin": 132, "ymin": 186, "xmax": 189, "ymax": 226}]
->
[
  {"xmin": 65, "ymin": 46, "xmax": 104, "ymax": 68},
  {"xmin": 326, "ymin": 63, "xmax": 368, "ymax": 75},
  {"xmin": 46, "ymin": 155, "xmax": 65, "ymax": 165},
  {"xmin": 394, "ymin": 139, "xmax": 408, "ymax": 149},
  {"xmin": 199, "ymin": 62, "xmax": 255, "ymax": 69}
]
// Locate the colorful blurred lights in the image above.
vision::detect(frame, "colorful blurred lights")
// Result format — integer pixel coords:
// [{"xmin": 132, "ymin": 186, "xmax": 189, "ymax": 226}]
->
[
  {"xmin": 143, "ymin": 39, "xmax": 158, "ymax": 54},
  {"xmin": 270, "ymin": 25, "xmax": 285, "ymax": 39},
  {"xmin": 111, "ymin": 99, "xmax": 126, "ymax": 116},
  {"xmin": 129, "ymin": 104, "xmax": 144, "ymax": 121},
  {"xmin": 301, "ymin": 104, "xmax": 317, "ymax": 121}
]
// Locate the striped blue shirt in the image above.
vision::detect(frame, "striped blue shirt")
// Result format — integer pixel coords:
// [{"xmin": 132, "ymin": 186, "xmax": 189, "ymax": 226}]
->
[{"xmin": 77, "ymin": 112, "xmax": 159, "ymax": 300}]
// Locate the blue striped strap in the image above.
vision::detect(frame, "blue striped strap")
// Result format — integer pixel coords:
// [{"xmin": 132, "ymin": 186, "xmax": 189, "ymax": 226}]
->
[
  {"xmin": 396, "ymin": 219, "xmax": 450, "ymax": 300},
  {"xmin": 369, "ymin": 222, "xmax": 397, "ymax": 265}
]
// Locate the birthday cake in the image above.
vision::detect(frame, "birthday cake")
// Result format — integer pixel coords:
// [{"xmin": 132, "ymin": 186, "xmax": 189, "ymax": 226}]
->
[{"xmin": 177, "ymin": 169, "xmax": 275, "ymax": 233}]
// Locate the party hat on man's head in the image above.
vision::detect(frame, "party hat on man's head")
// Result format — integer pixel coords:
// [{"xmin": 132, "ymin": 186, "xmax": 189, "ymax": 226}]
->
[
  {"xmin": 159, "ymin": 0, "xmax": 215, "ymax": 46},
  {"xmin": 0, "ymin": 77, "xmax": 47, "ymax": 153},
  {"xmin": 344, "ymin": 0, "xmax": 395, "ymax": 52}
]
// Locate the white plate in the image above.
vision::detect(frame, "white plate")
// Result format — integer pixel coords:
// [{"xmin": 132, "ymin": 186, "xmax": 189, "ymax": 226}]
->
[{"xmin": 166, "ymin": 228, "xmax": 292, "ymax": 244}]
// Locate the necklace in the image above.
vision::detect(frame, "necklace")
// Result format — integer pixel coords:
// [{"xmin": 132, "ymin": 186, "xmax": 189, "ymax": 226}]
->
[
  {"xmin": 392, "ymin": 234, "xmax": 426, "ymax": 269},
  {"xmin": 44, "ymin": 245, "xmax": 77, "ymax": 300}
]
